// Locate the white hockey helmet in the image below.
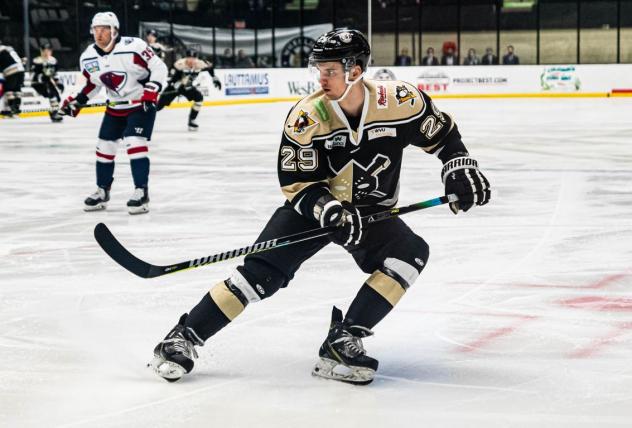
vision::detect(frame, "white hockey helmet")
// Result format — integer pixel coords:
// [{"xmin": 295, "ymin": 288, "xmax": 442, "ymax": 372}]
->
[{"xmin": 90, "ymin": 11, "xmax": 119, "ymax": 33}]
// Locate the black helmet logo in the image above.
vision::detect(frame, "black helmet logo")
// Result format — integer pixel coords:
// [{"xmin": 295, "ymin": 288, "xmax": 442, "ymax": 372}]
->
[{"xmin": 339, "ymin": 32, "xmax": 353, "ymax": 44}]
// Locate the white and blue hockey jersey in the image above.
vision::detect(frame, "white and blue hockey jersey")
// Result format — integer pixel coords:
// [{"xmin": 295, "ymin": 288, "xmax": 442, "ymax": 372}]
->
[{"xmin": 76, "ymin": 36, "xmax": 167, "ymax": 115}]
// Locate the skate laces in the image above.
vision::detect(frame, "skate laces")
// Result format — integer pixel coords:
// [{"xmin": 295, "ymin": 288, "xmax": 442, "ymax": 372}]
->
[
  {"xmin": 89, "ymin": 188, "xmax": 106, "ymax": 199},
  {"xmin": 332, "ymin": 325, "xmax": 373, "ymax": 357},
  {"xmin": 130, "ymin": 187, "xmax": 145, "ymax": 201},
  {"xmin": 164, "ymin": 335, "xmax": 199, "ymax": 359}
]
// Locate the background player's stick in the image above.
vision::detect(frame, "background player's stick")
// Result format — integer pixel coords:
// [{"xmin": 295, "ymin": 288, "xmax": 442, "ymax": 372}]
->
[{"xmin": 94, "ymin": 194, "xmax": 457, "ymax": 279}]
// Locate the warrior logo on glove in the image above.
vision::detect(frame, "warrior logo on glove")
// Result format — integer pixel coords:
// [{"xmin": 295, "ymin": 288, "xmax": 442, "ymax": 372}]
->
[{"xmin": 441, "ymin": 156, "xmax": 491, "ymax": 214}]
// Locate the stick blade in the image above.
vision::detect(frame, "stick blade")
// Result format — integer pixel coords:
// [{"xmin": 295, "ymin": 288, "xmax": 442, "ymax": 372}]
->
[{"xmin": 94, "ymin": 223, "xmax": 155, "ymax": 278}]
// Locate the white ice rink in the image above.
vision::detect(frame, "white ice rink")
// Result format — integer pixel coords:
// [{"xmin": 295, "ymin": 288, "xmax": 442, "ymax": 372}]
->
[{"xmin": 1, "ymin": 96, "xmax": 632, "ymax": 427}]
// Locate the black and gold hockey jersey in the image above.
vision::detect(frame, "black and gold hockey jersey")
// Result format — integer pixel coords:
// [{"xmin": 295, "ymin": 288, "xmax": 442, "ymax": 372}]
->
[
  {"xmin": 278, "ymin": 79, "xmax": 459, "ymax": 215},
  {"xmin": 0, "ymin": 44, "xmax": 25, "ymax": 77},
  {"xmin": 31, "ymin": 55, "xmax": 59, "ymax": 81},
  {"xmin": 168, "ymin": 58, "xmax": 215, "ymax": 89}
]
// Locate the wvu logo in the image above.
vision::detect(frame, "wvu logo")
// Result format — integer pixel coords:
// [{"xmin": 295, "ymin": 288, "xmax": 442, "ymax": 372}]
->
[
  {"xmin": 395, "ymin": 85, "xmax": 416, "ymax": 107},
  {"xmin": 291, "ymin": 110, "xmax": 318, "ymax": 135}
]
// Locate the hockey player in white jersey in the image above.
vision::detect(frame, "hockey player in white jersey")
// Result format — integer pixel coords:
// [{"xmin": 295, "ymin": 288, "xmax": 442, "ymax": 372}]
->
[{"xmin": 61, "ymin": 12, "xmax": 167, "ymax": 214}]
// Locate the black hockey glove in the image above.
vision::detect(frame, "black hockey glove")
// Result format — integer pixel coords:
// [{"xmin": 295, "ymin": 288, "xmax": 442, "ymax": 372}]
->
[
  {"xmin": 442, "ymin": 156, "xmax": 491, "ymax": 214},
  {"xmin": 212, "ymin": 76, "xmax": 222, "ymax": 91},
  {"xmin": 315, "ymin": 194, "xmax": 365, "ymax": 246}
]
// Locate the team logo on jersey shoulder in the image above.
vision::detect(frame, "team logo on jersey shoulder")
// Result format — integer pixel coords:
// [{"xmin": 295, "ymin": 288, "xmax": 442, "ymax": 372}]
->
[
  {"xmin": 395, "ymin": 85, "xmax": 416, "ymax": 107},
  {"xmin": 291, "ymin": 109, "xmax": 318, "ymax": 135},
  {"xmin": 377, "ymin": 85, "xmax": 388, "ymax": 109},
  {"xmin": 324, "ymin": 135, "xmax": 347, "ymax": 149},
  {"xmin": 84, "ymin": 60, "xmax": 100, "ymax": 73},
  {"xmin": 100, "ymin": 71, "xmax": 128, "ymax": 93},
  {"xmin": 124, "ymin": 38, "xmax": 134, "ymax": 45}
]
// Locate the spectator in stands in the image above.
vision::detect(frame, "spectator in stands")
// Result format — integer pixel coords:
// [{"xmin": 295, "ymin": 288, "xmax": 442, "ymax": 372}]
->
[
  {"xmin": 394, "ymin": 48, "xmax": 412, "ymax": 66},
  {"xmin": 235, "ymin": 49, "xmax": 254, "ymax": 68},
  {"xmin": 441, "ymin": 41, "xmax": 458, "ymax": 66},
  {"xmin": 481, "ymin": 47, "xmax": 498, "ymax": 65},
  {"xmin": 502, "ymin": 45, "xmax": 520, "ymax": 65},
  {"xmin": 219, "ymin": 48, "xmax": 233, "ymax": 68},
  {"xmin": 257, "ymin": 55, "xmax": 274, "ymax": 68},
  {"xmin": 462, "ymin": 48, "xmax": 480, "ymax": 65},
  {"xmin": 421, "ymin": 47, "xmax": 439, "ymax": 66}
]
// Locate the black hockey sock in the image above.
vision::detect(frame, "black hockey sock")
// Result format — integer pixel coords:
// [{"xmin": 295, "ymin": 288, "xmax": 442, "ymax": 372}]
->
[
  {"xmin": 96, "ymin": 161, "xmax": 115, "ymax": 189},
  {"xmin": 344, "ymin": 284, "xmax": 394, "ymax": 330},
  {"xmin": 130, "ymin": 157, "xmax": 150, "ymax": 188},
  {"xmin": 185, "ymin": 292, "xmax": 232, "ymax": 341},
  {"xmin": 188, "ymin": 108, "xmax": 199, "ymax": 122}
]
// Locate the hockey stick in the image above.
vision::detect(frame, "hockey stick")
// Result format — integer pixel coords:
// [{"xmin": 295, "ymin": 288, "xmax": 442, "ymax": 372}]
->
[
  {"xmin": 16, "ymin": 99, "xmax": 141, "ymax": 115},
  {"xmin": 94, "ymin": 194, "xmax": 457, "ymax": 279}
]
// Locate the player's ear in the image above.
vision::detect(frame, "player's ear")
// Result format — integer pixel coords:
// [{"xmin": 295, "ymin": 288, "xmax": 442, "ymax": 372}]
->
[{"xmin": 351, "ymin": 64, "xmax": 362, "ymax": 79}]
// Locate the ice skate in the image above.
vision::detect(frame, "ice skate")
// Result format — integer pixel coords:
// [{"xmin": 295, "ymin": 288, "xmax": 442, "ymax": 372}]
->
[
  {"xmin": 127, "ymin": 187, "xmax": 149, "ymax": 214},
  {"xmin": 312, "ymin": 306, "xmax": 378, "ymax": 385},
  {"xmin": 84, "ymin": 187, "xmax": 110, "ymax": 211},
  {"xmin": 149, "ymin": 314, "xmax": 203, "ymax": 382},
  {"xmin": 50, "ymin": 110, "xmax": 64, "ymax": 122},
  {"xmin": 188, "ymin": 120, "xmax": 199, "ymax": 132}
]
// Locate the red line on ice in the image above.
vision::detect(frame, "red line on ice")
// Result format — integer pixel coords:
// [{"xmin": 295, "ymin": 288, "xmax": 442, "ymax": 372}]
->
[
  {"xmin": 567, "ymin": 322, "xmax": 632, "ymax": 358},
  {"xmin": 456, "ymin": 316, "xmax": 536, "ymax": 353}
]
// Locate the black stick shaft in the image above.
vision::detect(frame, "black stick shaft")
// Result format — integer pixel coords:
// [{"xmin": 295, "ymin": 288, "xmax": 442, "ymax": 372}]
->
[{"xmin": 94, "ymin": 194, "xmax": 456, "ymax": 279}]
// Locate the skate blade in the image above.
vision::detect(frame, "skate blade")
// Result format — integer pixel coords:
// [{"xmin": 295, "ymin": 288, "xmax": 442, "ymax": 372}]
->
[
  {"xmin": 312, "ymin": 357, "xmax": 375, "ymax": 385},
  {"xmin": 128, "ymin": 204, "xmax": 149, "ymax": 215},
  {"xmin": 188, "ymin": 126, "xmax": 199, "ymax": 132},
  {"xmin": 84, "ymin": 202, "xmax": 107, "ymax": 212},
  {"xmin": 148, "ymin": 356, "xmax": 186, "ymax": 382}
]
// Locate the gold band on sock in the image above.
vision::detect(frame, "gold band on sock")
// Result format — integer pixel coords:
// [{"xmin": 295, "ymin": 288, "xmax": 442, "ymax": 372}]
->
[
  {"xmin": 366, "ymin": 270, "xmax": 406, "ymax": 306},
  {"xmin": 210, "ymin": 281, "xmax": 245, "ymax": 321}
]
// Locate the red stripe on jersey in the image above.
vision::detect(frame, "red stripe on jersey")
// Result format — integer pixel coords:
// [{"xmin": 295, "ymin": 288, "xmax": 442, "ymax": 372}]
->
[
  {"xmin": 106, "ymin": 106, "xmax": 142, "ymax": 117},
  {"xmin": 133, "ymin": 53, "xmax": 148, "ymax": 69},
  {"xmin": 81, "ymin": 70, "xmax": 96, "ymax": 95},
  {"xmin": 127, "ymin": 146, "xmax": 148, "ymax": 155},
  {"xmin": 96, "ymin": 151, "xmax": 115, "ymax": 160}
]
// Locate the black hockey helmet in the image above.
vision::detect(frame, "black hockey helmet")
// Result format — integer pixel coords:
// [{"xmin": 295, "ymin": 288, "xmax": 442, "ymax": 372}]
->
[
  {"xmin": 40, "ymin": 42, "xmax": 52, "ymax": 51},
  {"xmin": 146, "ymin": 29, "xmax": 158, "ymax": 37},
  {"xmin": 309, "ymin": 28, "xmax": 371, "ymax": 72},
  {"xmin": 185, "ymin": 48, "xmax": 199, "ymax": 58}
]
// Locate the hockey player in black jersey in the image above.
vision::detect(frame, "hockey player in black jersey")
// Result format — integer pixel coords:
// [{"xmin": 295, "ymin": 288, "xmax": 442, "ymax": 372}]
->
[
  {"xmin": 0, "ymin": 41, "xmax": 25, "ymax": 117},
  {"xmin": 150, "ymin": 29, "xmax": 491, "ymax": 385},
  {"xmin": 156, "ymin": 49, "xmax": 221, "ymax": 131},
  {"xmin": 145, "ymin": 29, "xmax": 170, "ymax": 61},
  {"xmin": 31, "ymin": 43, "xmax": 64, "ymax": 122}
]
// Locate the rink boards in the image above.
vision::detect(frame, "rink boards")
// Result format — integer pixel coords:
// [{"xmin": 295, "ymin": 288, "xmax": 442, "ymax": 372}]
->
[{"xmin": 14, "ymin": 63, "xmax": 632, "ymax": 116}]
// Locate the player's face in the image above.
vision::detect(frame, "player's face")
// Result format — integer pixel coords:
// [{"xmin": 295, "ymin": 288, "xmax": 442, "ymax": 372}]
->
[
  {"xmin": 186, "ymin": 57, "xmax": 195, "ymax": 68},
  {"xmin": 313, "ymin": 61, "xmax": 348, "ymax": 99},
  {"xmin": 146, "ymin": 34, "xmax": 156, "ymax": 44},
  {"xmin": 92, "ymin": 26, "xmax": 113, "ymax": 49},
  {"xmin": 41, "ymin": 48, "xmax": 52, "ymax": 58}
]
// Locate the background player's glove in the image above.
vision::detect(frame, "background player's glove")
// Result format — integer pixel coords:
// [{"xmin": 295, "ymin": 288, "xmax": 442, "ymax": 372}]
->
[
  {"xmin": 60, "ymin": 93, "xmax": 87, "ymax": 117},
  {"xmin": 212, "ymin": 76, "xmax": 222, "ymax": 90},
  {"xmin": 140, "ymin": 82, "xmax": 160, "ymax": 111},
  {"xmin": 315, "ymin": 194, "xmax": 365, "ymax": 246},
  {"xmin": 441, "ymin": 156, "xmax": 491, "ymax": 214}
]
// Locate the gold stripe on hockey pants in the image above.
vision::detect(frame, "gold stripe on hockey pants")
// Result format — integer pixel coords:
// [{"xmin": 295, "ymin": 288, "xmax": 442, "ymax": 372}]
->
[
  {"xmin": 366, "ymin": 270, "xmax": 406, "ymax": 307},
  {"xmin": 209, "ymin": 281, "xmax": 245, "ymax": 321}
]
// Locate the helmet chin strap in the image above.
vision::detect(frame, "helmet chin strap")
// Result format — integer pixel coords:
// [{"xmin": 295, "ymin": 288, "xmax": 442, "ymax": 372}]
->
[
  {"xmin": 333, "ymin": 70, "xmax": 366, "ymax": 103},
  {"xmin": 104, "ymin": 27, "xmax": 118, "ymax": 52}
]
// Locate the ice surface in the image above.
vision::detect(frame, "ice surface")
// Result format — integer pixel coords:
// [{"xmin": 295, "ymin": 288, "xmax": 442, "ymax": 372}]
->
[{"xmin": 1, "ymin": 97, "xmax": 631, "ymax": 427}]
